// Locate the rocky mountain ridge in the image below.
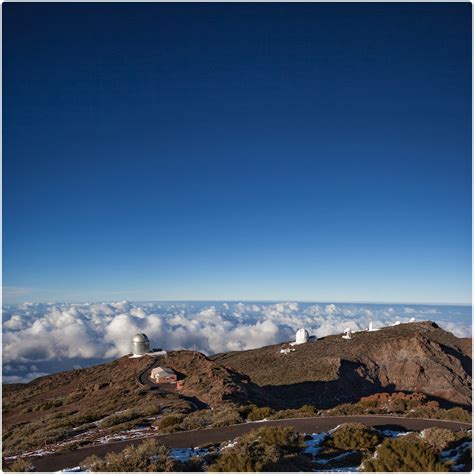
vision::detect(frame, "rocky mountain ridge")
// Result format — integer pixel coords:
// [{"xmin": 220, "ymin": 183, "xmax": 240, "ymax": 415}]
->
[{"xmin": 211, "ymin": 321, "xmax": 472, "ymax": 408}]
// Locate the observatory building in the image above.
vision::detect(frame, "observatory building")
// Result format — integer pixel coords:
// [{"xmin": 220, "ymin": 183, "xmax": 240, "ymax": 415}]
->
[
  {"xmin": 295, "ymin": 328, "xmax": 309, "ymax": 345},
  {"xmin": 131, "ymin": 333, "xmax": 150, "ymax": 357},
  {"xmin": 151, "ymin": 367, "xmax": 177, "ymax": 384}
]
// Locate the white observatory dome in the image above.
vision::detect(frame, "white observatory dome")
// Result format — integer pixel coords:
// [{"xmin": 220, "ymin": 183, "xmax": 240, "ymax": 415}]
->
[
  {"xmin": 131, "ymin": 333, "xmax": 150, "ymax": 357},
  {"xmin": 295, "ymin": 328, "xmax": 309, "ymax": 345}
]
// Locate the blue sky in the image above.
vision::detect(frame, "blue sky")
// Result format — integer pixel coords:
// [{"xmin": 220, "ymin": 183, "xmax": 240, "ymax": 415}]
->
[{"xmin": 3, "ymin": 3, "xmax": 471, "ymax": 304}]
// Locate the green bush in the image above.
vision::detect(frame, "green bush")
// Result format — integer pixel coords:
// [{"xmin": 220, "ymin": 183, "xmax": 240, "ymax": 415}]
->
[
  {"xmin": 99, "ymin": 409, "xmax": 141, "ymax": 428},
  {"xmin": 390, "ymin": 399, "xmax": 407, "ymax": 413},
  {"xmin": 157, "ymin": 405, "xmax": 243, "ymax": 433},
  {"xmin": 80, "ymin": 439, "xmax": 176, "ymax": 472},
  {"xmin": 410, "ymin": 406, "xmax": 472, "ymax": 423},
  {"xmin": 441, "ymin": 407, "xmax": 472, "ymax": 423},
  {"xmin": 246, "ymin": 405, "xmax": 274, "ymax": 421},
  {"xmin": 4, "ymin": 458, "xmax": 35, "ymax": 472},
  {"xmin": 422, "ymin": 428, "xmax": 458, "ymax": 452},
  {"xmin": 211, "ymin": 405, "xmax": 243, "ymax": 427},
  {"xmin": 325, "ymin": 397, "xmax": 471, "ymax": 424},
  {"xmin": 362, "ymin": 435, "xmax": 449, "ymax": 472},
  {"xmin": 159, "ymin": 413, "xmax": 186, "ymax": 430},
  {"xmin": 209, "ymin": 426, "xmax": 310, "ymax": 472},
  {"xmin": 270, "ymin": 404, "xmax": 318, "ymax": 420},
  {"xmin": 327, "ymin": 423, "xmax": 383, "ymax": 451}
]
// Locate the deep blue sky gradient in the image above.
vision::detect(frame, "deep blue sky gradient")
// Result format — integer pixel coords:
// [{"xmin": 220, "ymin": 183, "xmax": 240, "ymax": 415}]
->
[{"xmin": 3, "ymin": 3, "xmax": 472, "ymax": 303}]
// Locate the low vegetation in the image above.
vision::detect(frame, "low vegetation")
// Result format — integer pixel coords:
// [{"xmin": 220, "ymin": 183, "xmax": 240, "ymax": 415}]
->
[
  {"xmin": 326, "ymin": 392, "xmax": 472, "ymax": 423},
  {"xmin": 314, "ymin": 423, "xmax": 472, "ymax": 472},
  {"xmin": 3, "ymin": 458, "xmax": 35, "ymax": 472},
  {"xmin": 422, "ymin": 427, "xmax": 461, "ymax": 452},
  {"xmin": 208, "ymin": 427, "xmax": 311, "ymax": 472},
  {"xmin": 157, "ymin": 403, "xmax": 321, "ymax": 434},
  {"xmin": 2, "ymin": 357, "xmax": 191, "ymax": 456},
  {"xmin": 78, "ymin": 426, "xmax": 312, "ymax": 472},
  {"xmin": 158, "ymin": 404, "xmax": 243, "ymax": 433},
  {"xmin": 269, "ymin": 404, "xmax": 319, "ymax": 419},
  {"xmin": 9, "ymin": 421, "xmax": 468, "ymax": 472},
  {"xmin": 81, "ymin": 439, "xmax": 177, "ymax": 472},
  {"xmin": 245, "ymin": 405, "xmax": 274, "ymax": 421},
  {"xmin": 325, "ymin": 423, "xmax": 382, "ymax": 451},
  {"xmin": 361, "ymin": 434, "xmax": 450, "ymax": 472}
]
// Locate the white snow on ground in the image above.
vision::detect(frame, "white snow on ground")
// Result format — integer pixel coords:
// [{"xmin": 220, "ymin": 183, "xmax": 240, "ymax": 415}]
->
[
  {"xmin": 440, "ymin": 440, "xmax": 472, "ymax": 461},
  {"xmin": 313, "ymin": 450, "xmax": 358, "ymax": 465},
  {"xmin": 4, "ymin": 448, "xmax": 55, "ymax": 461},
  {"xmin": 317, "ymin": 468, "xmax": 360, "ymax": 472},
  {"xmin": 303, "ymin": 432, "xmax": 328, "ymax": 457},
  {"xmin": 169, "ymin": 447, "xmax": 209, "ymax": 462},
  {"xmin": 220, "ymin": 440, "xmax": 238, "ymax": 450},
  {"xmin": 55, "ymin": 467, "xmax": 83, "ymax": 473},
  {"xmin": 381, "ymin": 429, "xmax": 411, "ymax": 437}
]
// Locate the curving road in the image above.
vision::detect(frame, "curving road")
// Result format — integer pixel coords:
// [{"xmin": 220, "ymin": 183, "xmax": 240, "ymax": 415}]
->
[{"xmin": 26, "ymin": 415, "xmax": 471, "ymax": 472}]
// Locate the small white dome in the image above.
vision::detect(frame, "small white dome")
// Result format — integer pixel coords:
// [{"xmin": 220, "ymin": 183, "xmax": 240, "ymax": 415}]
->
[{"xmin": 295, "ymin": 328, "xmax": 309, "ymax": 344}]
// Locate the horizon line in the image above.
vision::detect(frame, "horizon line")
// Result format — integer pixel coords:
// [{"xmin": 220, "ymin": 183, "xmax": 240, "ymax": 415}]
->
[{"xmin": 2, "ymin": 298, "xmax": 472, "ymax": 307}]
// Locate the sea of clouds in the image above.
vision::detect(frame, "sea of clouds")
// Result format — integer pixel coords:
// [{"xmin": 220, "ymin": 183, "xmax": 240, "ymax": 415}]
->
[{"xmin": 2, "ymin": 301, "xmax": 471, "ymax": 383}]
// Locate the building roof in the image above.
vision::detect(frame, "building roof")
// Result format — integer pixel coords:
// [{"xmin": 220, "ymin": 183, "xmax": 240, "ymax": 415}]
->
[
  {"xmin": 132, "ymin": 333, "xmax": 149, "ymax": 343},
  {"xmin": 151, "ymin": 366, "xmax": 175, "ymax": 377}
]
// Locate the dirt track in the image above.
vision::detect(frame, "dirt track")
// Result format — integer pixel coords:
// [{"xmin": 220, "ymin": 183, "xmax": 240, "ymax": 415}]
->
[{"xmin": 27, "ymin": 415, "xmax": 471, "ymax": 472}]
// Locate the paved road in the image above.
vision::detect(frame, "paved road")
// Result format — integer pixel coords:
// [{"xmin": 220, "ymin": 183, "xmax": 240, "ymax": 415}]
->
[{"xmin": 29, "ymin": 415, "xmax": 471, "ymax": 472}]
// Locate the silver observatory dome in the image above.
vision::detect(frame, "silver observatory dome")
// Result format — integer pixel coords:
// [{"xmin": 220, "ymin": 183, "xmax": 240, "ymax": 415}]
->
[{"xmin": 131, "ymin": 333, "xmax": 150, "ymax": 356}]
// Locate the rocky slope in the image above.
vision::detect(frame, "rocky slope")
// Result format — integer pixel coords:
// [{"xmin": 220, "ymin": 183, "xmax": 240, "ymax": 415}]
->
[
  {"xmin": 211, "ymin": 321, "xmax": 472, "ymax": 409},
  {"xmin": 161, "ymin": 350, "xmax": 270, "ymax": 407},
  {"xmin": 2, "ymin": 350, "xmax": 266, "ymax": 429},
  {"xmin": 2, "ymin": 351, "xmax": 268, "ymax": 456}
]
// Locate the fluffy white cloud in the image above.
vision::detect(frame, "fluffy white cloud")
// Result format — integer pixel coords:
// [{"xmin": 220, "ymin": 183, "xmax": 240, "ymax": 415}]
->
[{"xmin": 2, "ymin": 301, "xmax": 471, "ymax": 382}]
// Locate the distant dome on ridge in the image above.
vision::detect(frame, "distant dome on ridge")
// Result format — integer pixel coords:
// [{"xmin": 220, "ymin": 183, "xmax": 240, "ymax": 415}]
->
[{"xmin": 295, "ymin": 328, "xmax": 309, "ymax": 345}]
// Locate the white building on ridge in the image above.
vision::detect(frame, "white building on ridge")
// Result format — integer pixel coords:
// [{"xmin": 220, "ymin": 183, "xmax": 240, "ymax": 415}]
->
[{"xmin": 295, "ymin": 328, "xmax": 309, "ymax": 345}]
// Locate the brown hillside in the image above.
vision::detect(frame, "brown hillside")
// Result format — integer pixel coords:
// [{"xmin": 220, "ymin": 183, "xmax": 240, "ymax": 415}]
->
[
  {"xmin": 211, "ymin": 321, "xmax": 472, "ymax": 409},
  {"xmin": 161, "ymin": 350, "xmax": 270, "ymax": 407},
  {"xmin": 2, "ymin": 350, "xmax": 273, "ymax": 456}
]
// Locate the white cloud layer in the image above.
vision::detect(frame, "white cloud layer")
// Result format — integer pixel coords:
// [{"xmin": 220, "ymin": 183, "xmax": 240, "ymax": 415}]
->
[{"xmin": 2, "ymin": 301, "xmax": 471, "ymax": 382}]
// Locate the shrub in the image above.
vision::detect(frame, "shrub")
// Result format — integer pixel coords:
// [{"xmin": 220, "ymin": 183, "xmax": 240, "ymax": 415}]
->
[
  {"xmin": 63, "ymin": 391, "xmax": 84, "ymax": 404},
  {"xmin": 327, "ymin": 423, "xmax": 383, "ymax": 451},
  {"xmin": 324, "ymin": 393, "xmax": 471, "ymax": 424},
  {"xmin": 410, "ymin": 406, "xmax": 472, "ymax": 423},
  {"xmin": 208, "ymin": 426, "xmax": 310, "ymax": 472},
  {"xmin": 211, "ymin": 405, "xmax": 243, "ymax": 427},
  {"xmin": 270, "ymin": 404, "xmax": 318, "ymax": 420},
  {"xmin": 422, "ymin": 428, "xmax": 458, "ymax": 452},
  {"xmin": 441, "ymin": 407, "xmax": 472, "ymax": 423},
  {"xmin": 4, "ymin": 458, "xmax": 35, "ymax": 472},
  {"xmin": 362, "ymin": 434, "xmax": 449, "ymax": 472},
  {"xmin": 99, "ymin": 409, "xmax": 140, "ymax": 428},
  {"xmin": 80, "ymin": 439, "xmax": 176, "ymax": 472},
  {"xmin": 159, "ymin": 413, "xmax": 186, "ymax": 430},
  {"xmin": 246, "ymin": 405, "xmax": 274, "ymax": 421},
  {"xmin": 390, "ymin": 398, "xmax": 407, "ymax": 413}
]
